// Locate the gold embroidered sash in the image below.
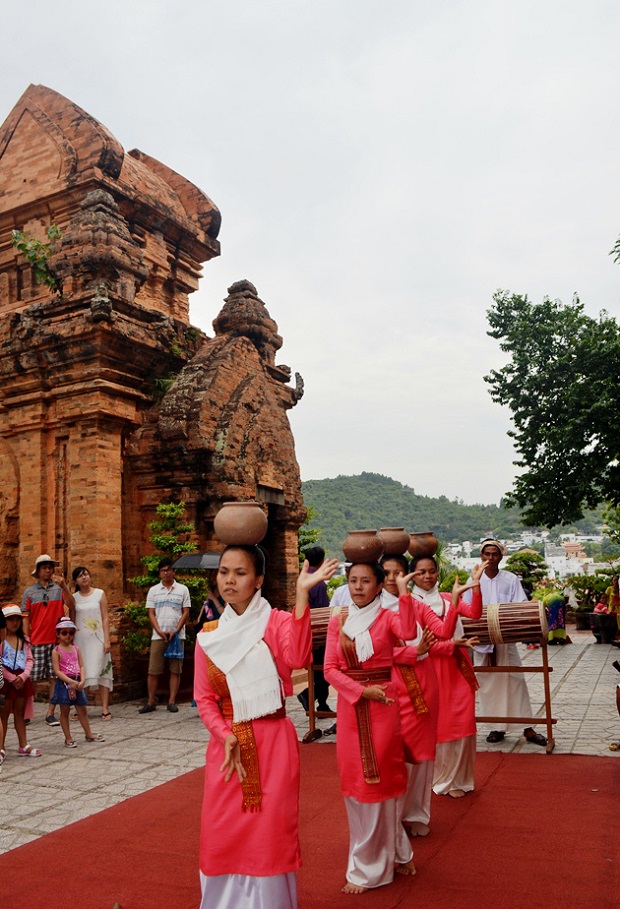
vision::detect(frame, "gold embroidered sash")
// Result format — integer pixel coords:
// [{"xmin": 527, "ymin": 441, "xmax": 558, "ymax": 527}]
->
[
  {"xmin": 396, "ymin": 661, "xmax": 430, "ymax": 715},
  {"xmin": 203, "ymin": 619, "xmax": 285, "ymax": 813},
  {"xmin": 338, "ymin": 611, "xmax": 385, "ymax": 785},
  {"xmin": 455, "ymin": 649, "xmax": 479, "ymax": 692}
]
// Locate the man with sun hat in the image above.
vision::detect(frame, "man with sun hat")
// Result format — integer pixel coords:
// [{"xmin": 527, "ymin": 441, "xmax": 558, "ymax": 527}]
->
[{"xmin": 21, "ymin": 554, "xmax": 75, "ymax": 727}]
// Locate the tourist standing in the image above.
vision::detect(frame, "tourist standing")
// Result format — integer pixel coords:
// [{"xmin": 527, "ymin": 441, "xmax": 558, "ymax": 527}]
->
[
  {"xmin": 0, "ymin": 605, "xmax": 41, "ymax": 760},
  {"xmin": 297, "ymin": 545, "xmax": 332, "ymax": 714},
  {"xmin": 139, "ymin": 558, "xmax": 191, "ymax": 714},
  {"xmin": 51, "ymin": 617, "xmax": 104, "ymax": 748},
  {"xmin": 72, "ymin": 566, "xmax": 114, "ymax": 719},
  {"xmin": 194, "ymin": 545, "xmax": 338, "ymax": 909},
  {"xmin": 21, "ymin": 554, "xmax": 75, "ymax": 727}
]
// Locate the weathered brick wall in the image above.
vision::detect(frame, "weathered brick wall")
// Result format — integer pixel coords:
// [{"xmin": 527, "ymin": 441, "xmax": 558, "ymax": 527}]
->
[{"xmin": 0, "ymin": 86, "xmax": 306, "ymax": 696}]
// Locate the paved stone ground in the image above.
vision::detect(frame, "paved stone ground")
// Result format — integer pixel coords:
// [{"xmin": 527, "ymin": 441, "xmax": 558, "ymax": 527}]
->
[{"xmin": 1, "ymin": 625, "xmax": 618, "ymax": 853}]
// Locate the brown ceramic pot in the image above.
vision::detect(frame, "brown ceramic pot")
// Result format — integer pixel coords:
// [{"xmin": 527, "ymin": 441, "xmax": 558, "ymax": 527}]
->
[
  {"xmin": 213, "ymin": 501, "xmax": 268, "ymax": 545},
  {"xmin": 378, "ymin": 527, "xmax": 410, "ymax": 557},
  {"xmin": 407, "ymin": 532, "xmax": 439, "ymax": 559},
  {"xmin": 342, "ymin": 530, "xmax": 384, "ymax": 563}
]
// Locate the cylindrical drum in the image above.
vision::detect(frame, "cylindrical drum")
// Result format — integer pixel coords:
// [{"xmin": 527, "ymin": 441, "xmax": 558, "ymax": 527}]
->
[
  {"xmin": 461, "ymin": 601, "xmax": 548, "ymax": 645},
  {"xmin": 310, "ymin": 604, "xmax": 346, "ymax": 647}
]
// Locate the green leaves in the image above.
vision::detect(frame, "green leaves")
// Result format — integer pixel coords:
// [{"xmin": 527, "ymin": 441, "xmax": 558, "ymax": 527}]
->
[
  {"xmin": 485, "ymin": 291, "xmax": 620, "ymax": 526},
  {"xmin": 11, "ymin": 224, "xmax": 62, "ymax": 293}
]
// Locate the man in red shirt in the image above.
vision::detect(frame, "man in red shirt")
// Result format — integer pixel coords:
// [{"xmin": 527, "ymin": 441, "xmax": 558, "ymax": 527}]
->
[{"xmin": 21, "ymin": 554, "xmax": 75, "ymax": 727}]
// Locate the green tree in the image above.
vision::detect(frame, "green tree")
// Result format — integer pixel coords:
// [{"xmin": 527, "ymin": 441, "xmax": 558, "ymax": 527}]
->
[
  {"xmin": 12, "ymin": 225, "xmax": 62, "ymax": 293},
  {"xmin": 298, "ymin": 505, "xmax": 323, "ymax": 566},
  {"xmin": 485, "ymin": 290, "xmax": 620, "ymax": 526},
  {"xmin": 504, "ymin": 550, "xmax": 548, "ymax": 588}
]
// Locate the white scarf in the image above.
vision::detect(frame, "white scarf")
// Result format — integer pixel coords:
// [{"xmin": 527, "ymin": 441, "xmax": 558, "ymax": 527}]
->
[
  {"xmin": 197, "ymin": 589, "xmax": 282, "ymax": 722},
  {"xmin": 413, "ymin": 584, "xmax": 464, "ymax": 639},
  {"xmin": 342, "ymin": 595, "xmax": 382, "ymax": 663}
]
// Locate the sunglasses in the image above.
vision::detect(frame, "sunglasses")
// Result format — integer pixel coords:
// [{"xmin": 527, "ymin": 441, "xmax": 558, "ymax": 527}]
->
[{"xmin": 59, "ymin": 630, "xmax": 75, "ymax": 636}]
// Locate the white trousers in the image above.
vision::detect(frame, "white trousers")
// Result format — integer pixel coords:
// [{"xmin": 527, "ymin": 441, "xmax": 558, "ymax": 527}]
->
[
  {"xmin": 344, "ymin": 795, "xmax": 413, "ymax": 888},
  {"xmin": 401, "ymin": 760, "xmax": 433, "ymax": 824},
  {"xmin": 432, "ymin": 736, "xmax": 476, "ymax": 795},
  {"xmin": 475, "ymin": 643, "xmax": 532, "ymax": 732},
  {"xmin": 199, "ymin": 871, "xmax": 297, "ymax": 909}
]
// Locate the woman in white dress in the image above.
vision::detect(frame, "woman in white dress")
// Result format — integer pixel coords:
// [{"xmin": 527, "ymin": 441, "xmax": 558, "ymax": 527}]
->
[{"xmin": 72, "ymin": 566, "xmax": 113, "ymax": 719}]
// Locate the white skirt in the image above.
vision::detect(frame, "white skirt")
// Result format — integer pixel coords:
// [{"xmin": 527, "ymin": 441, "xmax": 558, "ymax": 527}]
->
[
  {"xmin": 432, "ymin": 736, "xmax": 476, "ymax": 795},
  {"xmin": 344, "ymin": 795, "xmax": 413, "ymax": 888},
  {"xmin": 199, "ymin": 871, "xmax": 297, "ymax": 909}
]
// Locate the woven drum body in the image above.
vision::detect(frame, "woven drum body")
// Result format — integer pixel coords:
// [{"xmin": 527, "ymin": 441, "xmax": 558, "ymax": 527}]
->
[
  {"xmin": 310, "ymin": 604, "xmax": 346, "ymax": 648},
  {"xmin": 462, "ymin": 601, "xmax": 548, "ymax": 645}
]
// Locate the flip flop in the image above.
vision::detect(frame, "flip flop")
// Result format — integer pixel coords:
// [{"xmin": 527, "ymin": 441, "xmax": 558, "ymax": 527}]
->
[
  {"xmin": 100, "ymin": 712, "xmax": 113, "ymax": 721},
  {"xmin": 610, "ymin": 742, "xmax": 620, "ymax": 751},
  {"xmin": 85, "ymin": 734, "xmax": 105, "ymax": 742},
  {"xmin": 0, "ymin": 748, "xmax": 5, "ymax": 765}
]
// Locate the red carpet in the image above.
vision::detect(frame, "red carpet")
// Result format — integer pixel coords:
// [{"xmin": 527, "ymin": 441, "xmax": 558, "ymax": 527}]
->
[{"xmin": 0, "ymin": 747, "xmax": 618, "ymax": 909}]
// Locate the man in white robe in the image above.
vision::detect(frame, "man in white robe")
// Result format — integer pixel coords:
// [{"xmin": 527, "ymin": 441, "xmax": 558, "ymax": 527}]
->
[{"xmin": 464, "ymin": 539, "xmax": 546, "ymax": 747}]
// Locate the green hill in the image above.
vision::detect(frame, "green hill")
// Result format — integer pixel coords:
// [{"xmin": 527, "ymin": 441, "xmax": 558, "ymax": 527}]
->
[{"xmin": 301, "ymin": 472, "xmax": 604, "ymax": 558}]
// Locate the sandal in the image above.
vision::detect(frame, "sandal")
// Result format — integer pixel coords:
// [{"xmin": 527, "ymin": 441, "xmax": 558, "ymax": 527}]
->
[
  {"xmin": 85, "ymin": 734, "xmax": 105, "ymax": 742},
  {"xmin": 100, "ymin": 712, "xmax": 112, "ymax": 721},
  {"xmin": 64, "ymin": 741, "xmax": 77, "ymax": 749},
  {"xmin": 0, "ymin": 748, "xmax": 5, "ymax": 765},
  {"xmin": 18, "ymin": 744, "xmax": 42, "ymax": 757},
  {"xmin": 524, "ymin": 730, "xmax": 547, "ymax": 746},
  {"xmin": 486, "ymin": 730, "xmax": 505, "ymax": 743},
  {"xmin": 610, "ymin": 742, "xmax": 620, "ymax": 751}
]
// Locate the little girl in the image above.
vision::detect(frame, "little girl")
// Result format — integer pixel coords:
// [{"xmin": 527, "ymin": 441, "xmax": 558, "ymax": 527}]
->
[
  {"xmin": 0, "ymin": 604, "xmax": 42, "ymax": 761},
  {"xmin": 51, "ymin": 617, "xmax": 105, "ymax": 748}
]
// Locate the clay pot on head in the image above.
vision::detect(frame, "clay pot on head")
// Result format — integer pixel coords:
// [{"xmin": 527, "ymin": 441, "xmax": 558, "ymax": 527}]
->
[
  {"xmin": 378, "ymin": 527, "xmax": 410, "ymax": 557},
  {"xmin": 407, "ymin": 532, "xmax": 439, "ymax": 559},
  {"xmin": 342, "ymin": 530, "xmax": 384, "ymax": 564},
  {"xmin": 213, "ymin": 501, "xmax": 268, "ymax": 546}
]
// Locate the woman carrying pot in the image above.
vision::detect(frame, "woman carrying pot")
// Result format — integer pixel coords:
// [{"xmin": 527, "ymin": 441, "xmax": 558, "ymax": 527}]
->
[
  {"xmin": 194, "ymin": 543, "xmax": 338, "ymax": 909},
  {"xmin": 323, "ymin": 559, "xmax": 464, "ymax": 894}
]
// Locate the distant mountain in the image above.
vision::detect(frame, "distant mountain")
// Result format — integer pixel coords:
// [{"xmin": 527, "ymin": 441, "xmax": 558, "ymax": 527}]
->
[{"xmin": 301, "ymin": 472, "xmax": 604, "ymax": 558}]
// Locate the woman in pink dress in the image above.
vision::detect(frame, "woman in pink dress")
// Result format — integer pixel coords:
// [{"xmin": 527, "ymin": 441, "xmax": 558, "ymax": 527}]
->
[
  {"xmin": 403, "ymin": 556, "xmax": 484, "ymax": 799},
  {"xmin": 324, "ymin": 560, "xmax": 462, "ymax": 894},
  {"xmin": 194, "ymin": 544, "xmax": 338, "ymax": 909},
  {"xmin": 382, "ymin": 557, "xmax": 483, "ymax": 833}
]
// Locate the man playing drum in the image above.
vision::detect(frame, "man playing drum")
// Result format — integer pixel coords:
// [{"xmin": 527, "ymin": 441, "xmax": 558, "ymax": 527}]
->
[{"xmin": 463, "ymin": 539, "xmax": 547, "ymax": 747}]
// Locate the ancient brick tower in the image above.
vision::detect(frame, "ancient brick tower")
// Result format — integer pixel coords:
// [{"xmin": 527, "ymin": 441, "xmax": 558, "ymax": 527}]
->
[{"xmin": 0, "ymin": 86, "xmax": 306, "ymax": 675}]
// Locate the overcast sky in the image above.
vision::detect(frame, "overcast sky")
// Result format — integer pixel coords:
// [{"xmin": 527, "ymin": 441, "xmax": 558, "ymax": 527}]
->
[{"xmin": 2, "ymin": 1, "xmax": 620, "ymax": 506}]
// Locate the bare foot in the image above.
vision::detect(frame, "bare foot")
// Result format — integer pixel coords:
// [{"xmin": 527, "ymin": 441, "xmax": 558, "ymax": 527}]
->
[
  {"xmin": 407, "ymin": 821, "xmax": 430, "ymax": 836},
  {"xmin": 396, "ymin": 860, "xmax": 417, "ymax": 876},
  {"xmin": 448, "ymin": 788, "xmax": 465, "ymax": 798},
  {"xmin": 342, "ymin": 882, "xmax": 368, "ymax": 894}
]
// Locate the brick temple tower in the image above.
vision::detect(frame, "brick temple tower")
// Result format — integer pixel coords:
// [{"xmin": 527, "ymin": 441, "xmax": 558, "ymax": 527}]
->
[{"xmin": 0, "ymin": 86, "xmax": 306, "ymax": 685}]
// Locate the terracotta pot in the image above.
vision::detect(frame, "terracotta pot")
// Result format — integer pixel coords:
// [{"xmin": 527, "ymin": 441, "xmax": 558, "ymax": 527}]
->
[
  {"xmin": 342, "ymin": 530, "xmax": 384, "ymax": 563},
  {"xmin": 407, "ymin": 532, "xmax": 438, "ymax": 559},
  {"xmin": 378, "ymin": 527, "xmax": 410, "ymax": 557},
  {"xmin": 213, "ymin": 501, "xmax": 268, "ymax": 545}
]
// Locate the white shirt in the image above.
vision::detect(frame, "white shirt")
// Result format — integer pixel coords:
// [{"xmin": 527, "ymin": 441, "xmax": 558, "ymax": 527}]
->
[{"xmin": 146, "ymin": 580, "xmax": 191, "ymax": 640}]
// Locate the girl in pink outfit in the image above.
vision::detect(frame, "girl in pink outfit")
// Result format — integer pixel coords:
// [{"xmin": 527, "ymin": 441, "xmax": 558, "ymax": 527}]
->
[
  {"xmin": 0, "ymin": 604, "xmax": 41, "ymax": 760},
  {"xmin": 194, "ymin": 545, "xmax": 338, "ymax": 909},
  {"xmin": 51, "ymin": 618, "xmax": 104, "ymax": 749}
]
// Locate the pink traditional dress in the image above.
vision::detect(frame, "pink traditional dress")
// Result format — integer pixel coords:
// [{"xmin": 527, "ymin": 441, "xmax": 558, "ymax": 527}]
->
[
  {"xmin": 324, "ymin": 595, "xmax": 455, "ymax": 889},
  {"xmin": 409, "ymin": 585, "xmax": 482, "ymax": 796},
  {"xmin": 383, "ymin": 591, "xmax": 461, "ymax": 827},
  {"xmin": 194, "ymin": 591, "xmax": 311, "ymax": 909}
]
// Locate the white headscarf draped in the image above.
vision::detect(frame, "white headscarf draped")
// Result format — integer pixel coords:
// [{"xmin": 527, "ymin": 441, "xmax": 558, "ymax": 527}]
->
[
  {"xmin": 197, "ymin": 589, "xmax": 282, "ymax": 722},
  {"xmin": 412, "ymin": 584, "xmax": 464, "ymax": 638},
  {"xmin": 342, "ymin": 595, "xmax": 382, "ymax": 663}
]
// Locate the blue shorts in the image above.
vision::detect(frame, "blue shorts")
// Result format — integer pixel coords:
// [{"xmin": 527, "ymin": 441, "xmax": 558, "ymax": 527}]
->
[{"xmin": 51, "ymin": 679, "xmax": 88, "ymax": 707}]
